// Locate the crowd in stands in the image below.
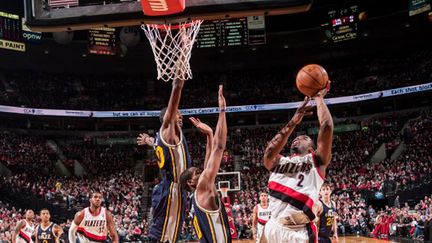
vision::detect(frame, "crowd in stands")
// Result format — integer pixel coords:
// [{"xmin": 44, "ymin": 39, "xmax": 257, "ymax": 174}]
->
[
  {"xmin": 0, "ymin": 51, "xmax": 431, "ymax": 111},
  {"xmin": 0, "ymin": 108, "xmax": 431, "ymax": 241},
  {"xmin": 0, "ymin": 201, "xmax": 23, "ymax": 242},
  {"xmin": 331, "ymin": 111, "xmax": 432, "ymax": 240},
  {"xmin": 0, "ymin": 132, "xmax": 57, "ymax": 174},
  {"xmin": 59, "ymin": 141, "xmax": 146, "ymax": 175}
]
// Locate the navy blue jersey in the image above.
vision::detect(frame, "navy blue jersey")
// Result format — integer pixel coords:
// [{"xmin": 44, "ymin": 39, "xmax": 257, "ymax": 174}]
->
[
  {"xmin": 319, "ymin": 199, "xmax": 336, "ymax": 240},
  {"xmin": 148, "ymin": 130, "xmax": 191, "ymax": 242},
  {"xmin": 36, "ymin": 223, "xmax": 59, "ymax": 243},
  {"xmin": 154, "ymin": 130, "xmax": 191, "ymax": 183},
  {"xmin": 191, "ymin": 193, "xmax": 232, "ymax": 243}
]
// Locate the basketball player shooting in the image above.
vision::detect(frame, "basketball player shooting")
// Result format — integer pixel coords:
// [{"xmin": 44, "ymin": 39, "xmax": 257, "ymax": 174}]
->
[
  {"xmin": 261, "ymin": 86, "xmax": 333, "ymax": 243},
  {"xmin": 68, "ymin": 191, "xmax": 118, "ymax": 243},
  {"xmin": 180, "ymin": 85, "xmax": 232, "ymax": 243},
  {"xmin": 35, "ymin": 209, "xmax": 63, "ymax": 243},
  {"xmin": 12, "ymin": 210, "xmax": 35, "ymax": 243}
]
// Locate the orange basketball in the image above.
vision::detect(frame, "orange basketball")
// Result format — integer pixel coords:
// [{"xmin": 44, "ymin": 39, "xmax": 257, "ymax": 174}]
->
[{"xmin": 296, "ymin": 64, "xmax": 329, "ymax": 97}]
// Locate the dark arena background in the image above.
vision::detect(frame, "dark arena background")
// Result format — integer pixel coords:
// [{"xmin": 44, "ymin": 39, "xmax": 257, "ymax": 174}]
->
[{"xmin": 0, "ymin": 0, "xmax": 432, "ymax": 242}]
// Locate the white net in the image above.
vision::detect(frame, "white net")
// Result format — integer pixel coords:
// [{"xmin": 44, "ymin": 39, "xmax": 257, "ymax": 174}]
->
[{"xmin": 141, "ymin": 20, "xmax": 203, "ymax": 82}]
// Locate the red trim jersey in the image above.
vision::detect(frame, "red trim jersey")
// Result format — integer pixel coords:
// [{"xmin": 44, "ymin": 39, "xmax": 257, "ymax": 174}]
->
[
  {"xmin": 257, "ymin": 204, "xmax": 271, "ymax": 226},
  {"xmin": 16, "ymin": 220, "xmax": 35, "ymax": 243},
  {"xmin": 77, "ymin": 207, "xmax": 108, "ymax": 243},
  {"xmin": 267, "ymin": 153, "xmax": 324, "ymax": 225},
  {"xmin": 256, "ymin": 204, "xmax": 271, "ymax": 243}
]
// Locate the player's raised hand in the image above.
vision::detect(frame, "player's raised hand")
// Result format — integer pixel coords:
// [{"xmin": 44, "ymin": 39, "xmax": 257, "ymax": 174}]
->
[
  {"xmin": 137, "ymin": 133, "xmax": 154, "ymax": 146},
  {"xmin": 290, "ymin": 97, "xmax": 313, "ymax": 126},
  {"xmin": 189, "ymin": 117, "xmax": 213, "ymax": 136},
  {"xmin": 218, "ymin": 85, "xmax": 226, "ymax": 111}
]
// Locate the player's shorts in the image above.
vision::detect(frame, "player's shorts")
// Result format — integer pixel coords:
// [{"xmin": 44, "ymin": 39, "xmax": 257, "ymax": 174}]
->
[
  {"xmin": 259, "ymin": 218, "xmax": 318, "ymax": 243},
  {"xmin": 149, "ymin": 180, "xmax": 186, "ymax": 243},
  {"xmin": 77, "ymin": 234, "xmax": 101, "ymax": 243},
  {"xmin": 256, "ymin": 224, "xmax": 264, "ymax": 243}
]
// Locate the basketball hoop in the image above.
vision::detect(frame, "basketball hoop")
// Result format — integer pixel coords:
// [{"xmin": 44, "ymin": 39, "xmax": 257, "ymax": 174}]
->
[{"xmin": 141, "ymin": 20, "xmax": 203, "ymax": 82}]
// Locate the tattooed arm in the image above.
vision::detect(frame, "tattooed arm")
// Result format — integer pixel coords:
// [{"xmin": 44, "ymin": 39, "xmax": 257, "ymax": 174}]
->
[{"xmin": 263, "ymin": 97, "xmax": 311, "ymax": 171}]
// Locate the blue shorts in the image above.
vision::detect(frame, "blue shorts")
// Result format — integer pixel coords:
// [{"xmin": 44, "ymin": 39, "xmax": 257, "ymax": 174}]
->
[
  {"xmin": 318, "ymin": 236, "xmax": 332, "ymax": 243},
  {"xmin": 149, "ymin": 180, "xmax": 186, "ymax": 243}
]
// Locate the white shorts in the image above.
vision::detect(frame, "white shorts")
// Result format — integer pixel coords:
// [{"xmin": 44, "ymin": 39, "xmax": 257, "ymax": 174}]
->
[
  {"xmin": 257, "ymin": 224, "xmax": 264, "ymax": 243},
  {"xmin": 259, "ymin": 218, "xmax": 317, "ymax": 243},
  {"xmin": 77, "ymin": 234, "xmax": 101, "ymax": 243}
]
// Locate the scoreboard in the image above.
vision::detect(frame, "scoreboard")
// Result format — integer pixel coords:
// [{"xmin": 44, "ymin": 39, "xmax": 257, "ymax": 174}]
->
[
  {"xmin": 0, "ymin": 12, "xmax": 21, "ymax": 41},
  {"xmin": 196, "ymin": 16, "xmax": 266, "ymax": 48},
  {"xmin": 325, "ymin": 5, "xmax": 359, "ymax": 43},
  {"xmin": 88, "ymin": 27, "xmax": 117, "ymax": 55},
  {"xmin": 0, "ymin": 11, "xmax": 26, "ymax": 52}
]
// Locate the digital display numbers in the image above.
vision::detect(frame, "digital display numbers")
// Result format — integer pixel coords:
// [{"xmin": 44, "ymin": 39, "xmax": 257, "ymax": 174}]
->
[
  {"xmin": 326, "ymin": 5, "xmax": 359, "ymax": 43},
  {"xmin": 0, "ymin": 11, "xmax": 26, "ymax": 52},
  {"xmin": 196, "ymin": 16, "xmax": 266, "ymax": 48},
  {"xmin": 88, "ymin": 27, "xmax": 116, "ymax": 55}
]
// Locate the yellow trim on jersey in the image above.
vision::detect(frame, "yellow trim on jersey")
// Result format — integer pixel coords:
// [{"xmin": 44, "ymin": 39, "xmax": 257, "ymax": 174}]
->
[
  {"xmin": 173, "ymin": 186, "xmax": 182, "ymax": 242},
  {"xmin": 160, "ymin": 182, "xmax": 174, "ymax": 241},
  {"xmin": 193, "ymin": 216, "xmax": 203, "ymax": 239},
  {"xmin": 180, "ymin": 143, "xmax": 187, "ymax": 172},
  {"xmin": 169, "ymin": 148, "xmax": 177, "ymax": 182},
  {"xmin": 206, "ymin": 214, "xmax": 217, "ymax": 243},
  {"xmin": 155, "ymin": 146, "xmax": 165, "ymax": 169},
  {"xmin": 219, "ymin": 212, "xmax": 228, "ymax": 243}
]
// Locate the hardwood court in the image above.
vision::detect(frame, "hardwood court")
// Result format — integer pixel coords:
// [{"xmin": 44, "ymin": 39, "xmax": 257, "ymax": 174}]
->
[{"xmin": 186, "ymin": 236, "xmax": 399, "ymax": 243}]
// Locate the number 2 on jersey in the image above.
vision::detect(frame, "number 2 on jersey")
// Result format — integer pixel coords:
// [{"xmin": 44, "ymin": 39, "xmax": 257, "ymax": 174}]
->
[{"xmin": 297, "ymin": 174, "xmax": 305, "ymax": 187}]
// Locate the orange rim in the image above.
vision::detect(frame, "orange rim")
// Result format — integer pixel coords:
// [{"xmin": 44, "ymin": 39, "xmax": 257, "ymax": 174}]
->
[{"xmin": 145, "ymin": 20, "xmax": 203, "ymax": 30}]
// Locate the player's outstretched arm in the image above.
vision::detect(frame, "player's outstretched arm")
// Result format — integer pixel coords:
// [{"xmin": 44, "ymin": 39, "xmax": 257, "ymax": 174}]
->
[
  {"xmin": 190, "ymin": 117, "xmax": 213, "ymax": 168},
  {"xmin": 69, "ymin": 211, "xmax": 84, "ymax": 243},
  {"xmin": 263, "ymin": 97, "xmax": 312, "ymax": 171},
  {"xmin": 314, "ymin": 87, "xmax": 333, "ymax": 170},
  {"xmin": 162, "ymin": 78, "xmax": 185, "ymax": 130},
  {"xmin": 106, "ymin": 211, "xmax": 119, "ymax": 243},
  {"xmin": 12, "ymin": 220, "xmax": 25, "ymax": 243},
  {"xmin": 200, "ymin": 85, "xmax": 227, "ymax": 186}
]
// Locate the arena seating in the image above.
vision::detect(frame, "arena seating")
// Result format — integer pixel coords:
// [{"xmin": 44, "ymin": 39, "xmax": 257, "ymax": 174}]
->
[{"xmin": 0, "ymin": 53, "xmax": 431, "ymax": 110}]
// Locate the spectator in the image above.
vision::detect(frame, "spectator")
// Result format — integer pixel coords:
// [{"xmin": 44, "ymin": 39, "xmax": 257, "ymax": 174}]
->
[{"xmin": 394, "ymin": 195, "xmax": 400, "ymax": 208}]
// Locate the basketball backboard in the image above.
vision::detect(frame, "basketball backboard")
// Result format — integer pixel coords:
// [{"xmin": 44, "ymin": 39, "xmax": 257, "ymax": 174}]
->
[
  {"xmin": 216, "ymin": 171, "xmax": 241, "ymax": 192},
  {"xmin": 24, "ymin": 0, "xmax": 312, "ymax": 32}
]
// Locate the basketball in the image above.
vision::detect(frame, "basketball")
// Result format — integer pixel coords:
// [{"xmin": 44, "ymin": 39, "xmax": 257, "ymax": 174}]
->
[{"xmin": 296, "ymin": 64, "xmax": 329, "ymax": 97}]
